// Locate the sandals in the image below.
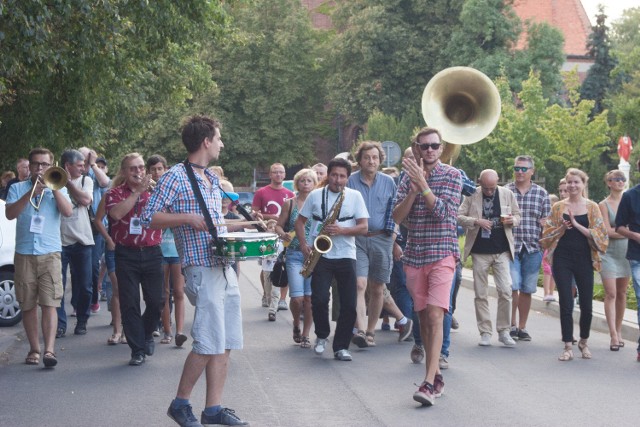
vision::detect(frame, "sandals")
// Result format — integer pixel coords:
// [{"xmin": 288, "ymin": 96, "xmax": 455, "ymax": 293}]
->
[
  {"xmin": 175, "ymin": 333, "xmax": 188, "ymax": 348},
  {"xmin": 293, "ymin": 326, "xmax": 302, "ymax": 344},
  {"xmin": 25, "ymin": 350, "xmax": 40, "ymax": 365},
  {"xmin": 300, "ymin": 336, "xmax": 311, "ymax": 349},
  {"xmin": 578, "ymin": 340, "xmax": 592, "ymax": 359},
  {"xmin": 558, "ymin": 347, "xmax": 574, "ymax": 362},
  {"xmin": 43, "ymin": 351, "xmax": 57, "ymax": 368},
  {"xmin": 365, "ymin": 332, "xmax": 376, "ymax": 347},
  {"xmin": 108, "ymin": 333, "xmax": 122, "ymax": 345},
  {"xmin": 120, "ymin": 334, "xmax": 128, "ymax": 345},
  {"xmin": 160, "ymin": 334, "xmax": 173, "ymax": 344}
]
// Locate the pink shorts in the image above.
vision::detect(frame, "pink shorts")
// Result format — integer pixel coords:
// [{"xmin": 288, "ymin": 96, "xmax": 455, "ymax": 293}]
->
[
  {"xmin": 404, "ymin": 255, "xmax": 455, "ymax": 312},
  {"xmin": 542, "ymin": 250, "xmax": 552, "ymax": 275}
]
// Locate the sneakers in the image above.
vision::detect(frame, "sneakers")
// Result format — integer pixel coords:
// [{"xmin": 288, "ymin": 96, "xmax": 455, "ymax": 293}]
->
[
  {"xmin": 478, "ymin": 333, "xmax": 491, "ymax": 346},
  {"xmin": 261, "ymin": 295, "xmax": 268, "ymax": 307},
  {"xmin": 268, "ymin": 312, "xmax": 276, "ymax": 321},
  {"xmin": 334, "ymin": 349, "xmax": 353, "ymax": 361},
  {"xmin": 499, "ymin": 330, "xmax": 516, "ymax": 347},
  {"xmin": 410, "ymin": 344, "xmax": 425, "ymax": 364},
  {"xmin": 167, "ymin": 402, "xmax": 202, "ymax": 427},
  {"xmin": 451, "ymin": 316, "xmax": 459, "ymax": 330},
  {"xmin": 398, "ymin": 319, "xmax": 414, "ymax": 342},
  {"xmin": 413, "ymin": 381, "xmax": 435, "ymax": 406},
  {"xmin": 74, "ymin": 321, "xmax": 87, "ymax": 335},
  {"xmin": 129, "ymin": 353, "xmax": 146, "ymax": 366},
  {"xmin": 433, "ymin": 374, "xmax": 445, "ymax": 398},
  {"xmin": 543, "ymin": 295, "xmax": 556, "ymax": 302},
  {"xmin": 56, "ymin": 327, "xmax": 66, "ymax": 338},
  {"xmin": 314, "ymin": 338, "xmax": 327, "ymax": 355},
  {"xmin": 277, "ymin": 299, "xmax": 288, "ymax": 311},
  {"xmin": 351, "ymin": 330, "xmax": 368, "ymax": 348},
  {"xmin": 175, "ymin": 333, "xmax": 188, "ymax": 348},
  {"xmin": 100, "ymin": 291, "xmax": 108, "ymax": 302},
  {"xmin": 518, "ymin": 328, "xmax": 532, "ymax": 341},
  {"xmin": 381, "ymin": 322, "xmax": 391, "ymax": 331},
  {"xmin": 90, "ymin": 303, "xmax": 100, "ymax": 313},
  {"xmin": 510, "ymin": 326, "xmax": 519, "ymax": 341},
  {"xmin": 439, "ymin": 354, "xmax": 449, "ymax": 370},
  {"xmin": 200, "ymin": 408, "xmax": 248, "ymax": 426}
]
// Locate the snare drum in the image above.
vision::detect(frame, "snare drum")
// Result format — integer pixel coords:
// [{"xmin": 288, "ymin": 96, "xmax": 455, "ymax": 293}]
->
[{"xmin": 217, "ymin": 232, "xmax": 278, "ymax": 260}]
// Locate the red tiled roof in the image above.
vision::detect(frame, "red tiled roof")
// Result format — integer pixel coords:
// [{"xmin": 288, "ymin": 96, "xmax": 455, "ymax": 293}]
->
[
  {"xmin": 301, "ymin": 0, "xmax": 333, "ymax": 30},
  {"xmin": 512, "ymin": 0, "xmax": 592, "ymax": 56}
]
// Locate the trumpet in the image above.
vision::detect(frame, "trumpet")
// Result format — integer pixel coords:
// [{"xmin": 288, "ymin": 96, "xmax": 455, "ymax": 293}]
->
[{"xmin": 29, "ymin": 166, "xmax": 68, "ymax": 210}]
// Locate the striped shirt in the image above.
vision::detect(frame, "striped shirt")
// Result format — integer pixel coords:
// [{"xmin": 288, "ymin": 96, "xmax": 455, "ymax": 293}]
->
[
  {"xmin": 394, "ymin": 162, "xmax": 462, "ymax": 267},
  {"xmin": 141, "ymin": 163, "xmax": 227, "ymax": 268},
  {"xmin": 505, "ymin": 182, "xmax": 550, "ymax": 253}
]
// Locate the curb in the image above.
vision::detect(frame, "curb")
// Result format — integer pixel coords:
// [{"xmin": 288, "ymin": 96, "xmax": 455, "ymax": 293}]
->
[{"xmin": 460, "ymin": 267, "xmax": 638, "ymax": 342}]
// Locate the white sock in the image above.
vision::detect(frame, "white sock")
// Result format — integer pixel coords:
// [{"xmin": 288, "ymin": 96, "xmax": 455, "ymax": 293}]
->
[{"xmin": 397, "ymin": 317, "xmax": 407, "ymax": 326}]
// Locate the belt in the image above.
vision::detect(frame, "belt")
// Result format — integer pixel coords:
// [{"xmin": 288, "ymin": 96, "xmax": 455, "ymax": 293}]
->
[
  {"xmin": 116, "ymin": 243, "xmax": 160, "ymax": 252},
  {"xmin": 366, "ymin": 230, "xmax": 386, "ymax": 237}
]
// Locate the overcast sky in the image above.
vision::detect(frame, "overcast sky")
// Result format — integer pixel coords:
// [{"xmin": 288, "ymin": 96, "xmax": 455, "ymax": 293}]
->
[{"xmin": 581, "ymin": 0, "xmax": 640, "ymax": 25}]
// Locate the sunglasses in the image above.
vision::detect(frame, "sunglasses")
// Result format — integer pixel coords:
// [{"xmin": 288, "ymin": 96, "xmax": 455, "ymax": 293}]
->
[
  {"xmin": 416, "ymin": 143, "xmax": 442, "ymax": 151},
  {"xmin": 513, "ymin": 166, "xmax": 530, "ymax": 173},
  {"xmin": 608, "ymin": 177, "xmax": 626, "ymax": 182}
]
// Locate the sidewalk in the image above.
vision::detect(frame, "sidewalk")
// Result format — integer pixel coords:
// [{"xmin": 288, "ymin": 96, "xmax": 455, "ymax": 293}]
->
[{"xmin": 460, "ymin": 267, "xmax": 639, "ymax": 341}]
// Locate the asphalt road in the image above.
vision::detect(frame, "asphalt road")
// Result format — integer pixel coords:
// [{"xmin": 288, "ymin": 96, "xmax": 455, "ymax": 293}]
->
[{"xmin": 1, "ymin": 260, "xmax": 639, "ymax": 427}]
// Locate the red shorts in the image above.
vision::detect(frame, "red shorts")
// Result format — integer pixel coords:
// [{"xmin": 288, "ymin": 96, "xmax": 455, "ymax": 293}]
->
[{"xmin": 404, "ymin": 255, "xmax": 455, "ymax": 312}]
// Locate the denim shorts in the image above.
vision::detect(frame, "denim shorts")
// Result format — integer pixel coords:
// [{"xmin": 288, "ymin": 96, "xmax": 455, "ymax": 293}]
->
[
  {"xmin": 162, "ymin": 256, "xmax": 180, "ymax": 266},
  {"xmin": 184, "ymin": 265, "xmax": 243, "ymax": 355},
  {"xmin": 510, "ymin": 248, "xmax": 542, "ymax": 294},
  {"xmin": 285, "ymin": 250, "xmax": 311, "ymax": 298},
  {"xmin": 104, "ymin": 249, "xmax": 116, "ymax": 274}
]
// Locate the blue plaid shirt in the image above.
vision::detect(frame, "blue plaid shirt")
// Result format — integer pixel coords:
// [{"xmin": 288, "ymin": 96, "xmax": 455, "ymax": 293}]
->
[
  {"xmin": 141, "ymin": 163, "xmax": 227, "ymax": 268},
  {"xmin": 505, "ymin": 182, "xmax": 550, "ymax": 253}
]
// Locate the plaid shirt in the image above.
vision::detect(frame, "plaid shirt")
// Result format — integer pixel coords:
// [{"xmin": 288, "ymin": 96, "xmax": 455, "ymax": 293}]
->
[
  {"xmin": 505, "ymin": 182, "xmax": 550, "ymax": 253},
  {"xmin": 141, "ymin": 163, "xmax": 227, "ymax": 268},
  {"xmin": 393, "ymin": 162, "xmax": 462, "ymax": 267}
]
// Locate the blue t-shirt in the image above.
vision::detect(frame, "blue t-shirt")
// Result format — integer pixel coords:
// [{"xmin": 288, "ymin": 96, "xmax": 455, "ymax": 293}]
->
[{"xmin": 7, "ymin": 180, "xmax": 70, "ymax": 254}]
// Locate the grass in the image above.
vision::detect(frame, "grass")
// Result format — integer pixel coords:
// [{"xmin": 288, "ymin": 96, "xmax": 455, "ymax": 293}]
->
[{"xmin": 458, "ymin": 236, "xmax": 638, "ymax": 310}]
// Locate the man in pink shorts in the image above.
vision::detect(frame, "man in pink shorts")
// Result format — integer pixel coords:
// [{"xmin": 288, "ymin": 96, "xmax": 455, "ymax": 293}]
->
[{"xmin": 393, "ymin": 127, "xmax": 462, "ymax": 407}]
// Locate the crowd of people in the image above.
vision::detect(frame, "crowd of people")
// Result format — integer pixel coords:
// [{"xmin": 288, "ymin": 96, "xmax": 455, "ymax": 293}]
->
[{"xmin": 4, "ymin": 115, "xmax": 640, "ymax": 425}]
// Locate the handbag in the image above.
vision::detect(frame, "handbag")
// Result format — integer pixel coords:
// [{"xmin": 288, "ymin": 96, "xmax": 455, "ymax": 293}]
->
[
  {"xmin": 270, "ymin": 251, "xmax": 288, "ymax": 287},
  {"xmin": 269, "ymin": 197, "xmax": 294, "ymax": 287}
]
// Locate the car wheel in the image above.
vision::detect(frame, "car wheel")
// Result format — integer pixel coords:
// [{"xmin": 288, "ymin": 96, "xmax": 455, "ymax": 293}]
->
[{"xmin": 0, "ymin": 271, "xmax": 22, "ymax": 327}]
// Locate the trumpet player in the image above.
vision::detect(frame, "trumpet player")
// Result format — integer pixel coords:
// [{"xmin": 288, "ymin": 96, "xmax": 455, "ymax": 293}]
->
[
  {"xmin": 294, "ymin": 157, "xmax": 369, "ymax": 362},
  {"xmin": 5, "ymin": 148, "xmax": 72, "ymax": 368}
]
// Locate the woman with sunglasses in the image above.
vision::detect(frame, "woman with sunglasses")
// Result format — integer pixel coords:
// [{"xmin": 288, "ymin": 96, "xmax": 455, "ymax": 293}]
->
[
  {"xmin": 598, "ymin": 170, "xmax": 630, "ymax": 351},
  {"xmin": 541, "ymin": 168, "xmax": 608, "ymax": 361}
]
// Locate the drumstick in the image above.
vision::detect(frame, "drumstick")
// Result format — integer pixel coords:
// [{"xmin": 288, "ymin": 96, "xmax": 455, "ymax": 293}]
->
[{"xmin": 211, "ymin": 220, "xmax": 265, "ymax": 227}]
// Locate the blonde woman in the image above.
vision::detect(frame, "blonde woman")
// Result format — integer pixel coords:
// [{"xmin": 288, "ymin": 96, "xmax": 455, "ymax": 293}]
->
[
  {"xmin": 599, "ymin": 170, "xmax": 630, "ymax": 350},
  {"xmin": 541, "ymin": 168, "xmax": 608, "ymax": 361},
  {"xmin": 275, "ymin": 168, "xmax": 317, "ymax": 348}
]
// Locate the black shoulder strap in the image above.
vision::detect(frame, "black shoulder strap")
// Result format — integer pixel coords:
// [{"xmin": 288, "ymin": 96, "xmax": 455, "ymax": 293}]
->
[{"xmin": 183, "ymin": 160, "xmax": 218, "ymax": 244}]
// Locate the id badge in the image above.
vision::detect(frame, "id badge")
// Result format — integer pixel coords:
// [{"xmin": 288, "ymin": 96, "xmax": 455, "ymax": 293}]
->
[
  {"xmin": 481, "ymin": 228, "xmax": 491, "ymax": 239},
  {"xmin": 129, "ymin": 216, "xmax": 143, "ymax": 235},
  {"xmin": 30, "ymin": 214, "xmax": 45, "ymax": 234}
]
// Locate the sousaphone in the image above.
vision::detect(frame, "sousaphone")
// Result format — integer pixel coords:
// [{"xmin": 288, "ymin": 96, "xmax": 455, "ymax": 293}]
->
[{"xmin": 421, "ymin": 67, "xmax": 501, "ymax": 164}]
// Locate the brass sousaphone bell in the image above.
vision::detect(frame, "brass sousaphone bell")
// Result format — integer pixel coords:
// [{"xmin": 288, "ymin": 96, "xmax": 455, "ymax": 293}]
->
[{"xmin": 421, "ymin": 67, "xmax": 501, "ymax": 164}]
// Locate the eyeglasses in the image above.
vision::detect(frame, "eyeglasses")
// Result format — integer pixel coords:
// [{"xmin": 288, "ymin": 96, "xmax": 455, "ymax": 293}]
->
[
  {"xmin": 608, "ymin": 177, "xmax": 626, "ymax": 182},
  {"xmin": 30, "ymin": 162, "xmax": 51, "ymax": 169},
  {"xmin": 416, "ymin": 143, "xmax": 442, "ymax": 151},
  {"xmin": 129, "ymin": 165, "xmax": 146, "ymax": 172},
  {"xmin": 513, "ymin": 166, "xmax": 530, "ymax": 173}
]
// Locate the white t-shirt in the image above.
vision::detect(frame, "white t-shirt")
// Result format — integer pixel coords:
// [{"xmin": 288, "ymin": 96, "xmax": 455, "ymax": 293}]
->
[
  {"xmin": 299, "ymin": 186, "xmax": 369, "ymax": 260},
  {"xmin": 60, "ymin": 175, "xmax": 95, "ymax": 246}
]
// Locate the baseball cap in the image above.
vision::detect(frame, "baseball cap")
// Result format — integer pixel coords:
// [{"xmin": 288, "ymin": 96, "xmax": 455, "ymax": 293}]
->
[
  {"xmin": 96, "ymin": 157, "xmax": 108, "ymax": 166},
  {"xmin": 220, "ymin": 190, "xmax": 239, "ymax": 201}
]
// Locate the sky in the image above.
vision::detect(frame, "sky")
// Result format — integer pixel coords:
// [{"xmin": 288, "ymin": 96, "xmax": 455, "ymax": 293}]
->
[{"xmin": 581, "ymin": 0, "xmax": 640, "ymax": 25}]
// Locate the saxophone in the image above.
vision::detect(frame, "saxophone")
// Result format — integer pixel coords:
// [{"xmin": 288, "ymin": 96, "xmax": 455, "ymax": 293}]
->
[{"xmin": 300, "ymin": 190, "xmax": 345, "ymax": 278}]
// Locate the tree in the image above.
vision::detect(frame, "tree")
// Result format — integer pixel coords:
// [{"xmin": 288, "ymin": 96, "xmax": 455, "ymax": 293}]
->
[
  {"xmin": 581, "ymin": 6, "xmax": 617, "ymax": 115},
  {"xmin": 361, "ymin": 108, "xmax": 422, "ymax": 152},
  {"xmin": 208, "ymin": 0, "xmax": 327, "ymax": 184}
]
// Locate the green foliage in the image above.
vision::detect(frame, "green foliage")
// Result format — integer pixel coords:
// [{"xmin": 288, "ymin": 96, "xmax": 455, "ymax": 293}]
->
[
  {"xmin": 457, "ymin": 70, "xmax": 611, "ymax": 199},
  {"xmin": 208, "ymin": 0, "xmax": 327, "ymax": 184},
  {"xmin": 0, "ymin": 0, "xmax": 227, "ymax": 171},
  {"xmin": 581, "ymin": 6, "xmax": 617, "ymax": 115},
  {"xmin": 361, "ymin": 108, "xmax": 422, "ymax": 151}
]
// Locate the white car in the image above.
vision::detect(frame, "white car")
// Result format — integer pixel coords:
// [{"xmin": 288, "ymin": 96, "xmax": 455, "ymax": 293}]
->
[{"xmin": 0, "ymin": 199, "xmax": 20, "ymax": 326}]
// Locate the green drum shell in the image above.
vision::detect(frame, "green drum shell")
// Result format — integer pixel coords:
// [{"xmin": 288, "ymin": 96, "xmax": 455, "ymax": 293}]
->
[{"xmin": 217, "ymin": 232, "xmax": 278, "ymax": 260}]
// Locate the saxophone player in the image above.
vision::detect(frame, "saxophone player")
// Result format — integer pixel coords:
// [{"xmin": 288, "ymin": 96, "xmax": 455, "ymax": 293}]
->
[{"xmin": 294, "ymin": 157, "xmax": 369, "ymax": 361}]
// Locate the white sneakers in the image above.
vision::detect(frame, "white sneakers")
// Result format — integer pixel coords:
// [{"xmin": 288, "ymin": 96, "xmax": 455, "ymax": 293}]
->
[
  {"xmin": 314, "ymin": 338, "xmax": 327, "ymax": 355},
  {"xmin": 479, "ymin": 333, "xmax": 492, "ymax": 346},
  {"xmin": 499, "ymin": 330, "xmax": 516, "ymax": 347}
]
